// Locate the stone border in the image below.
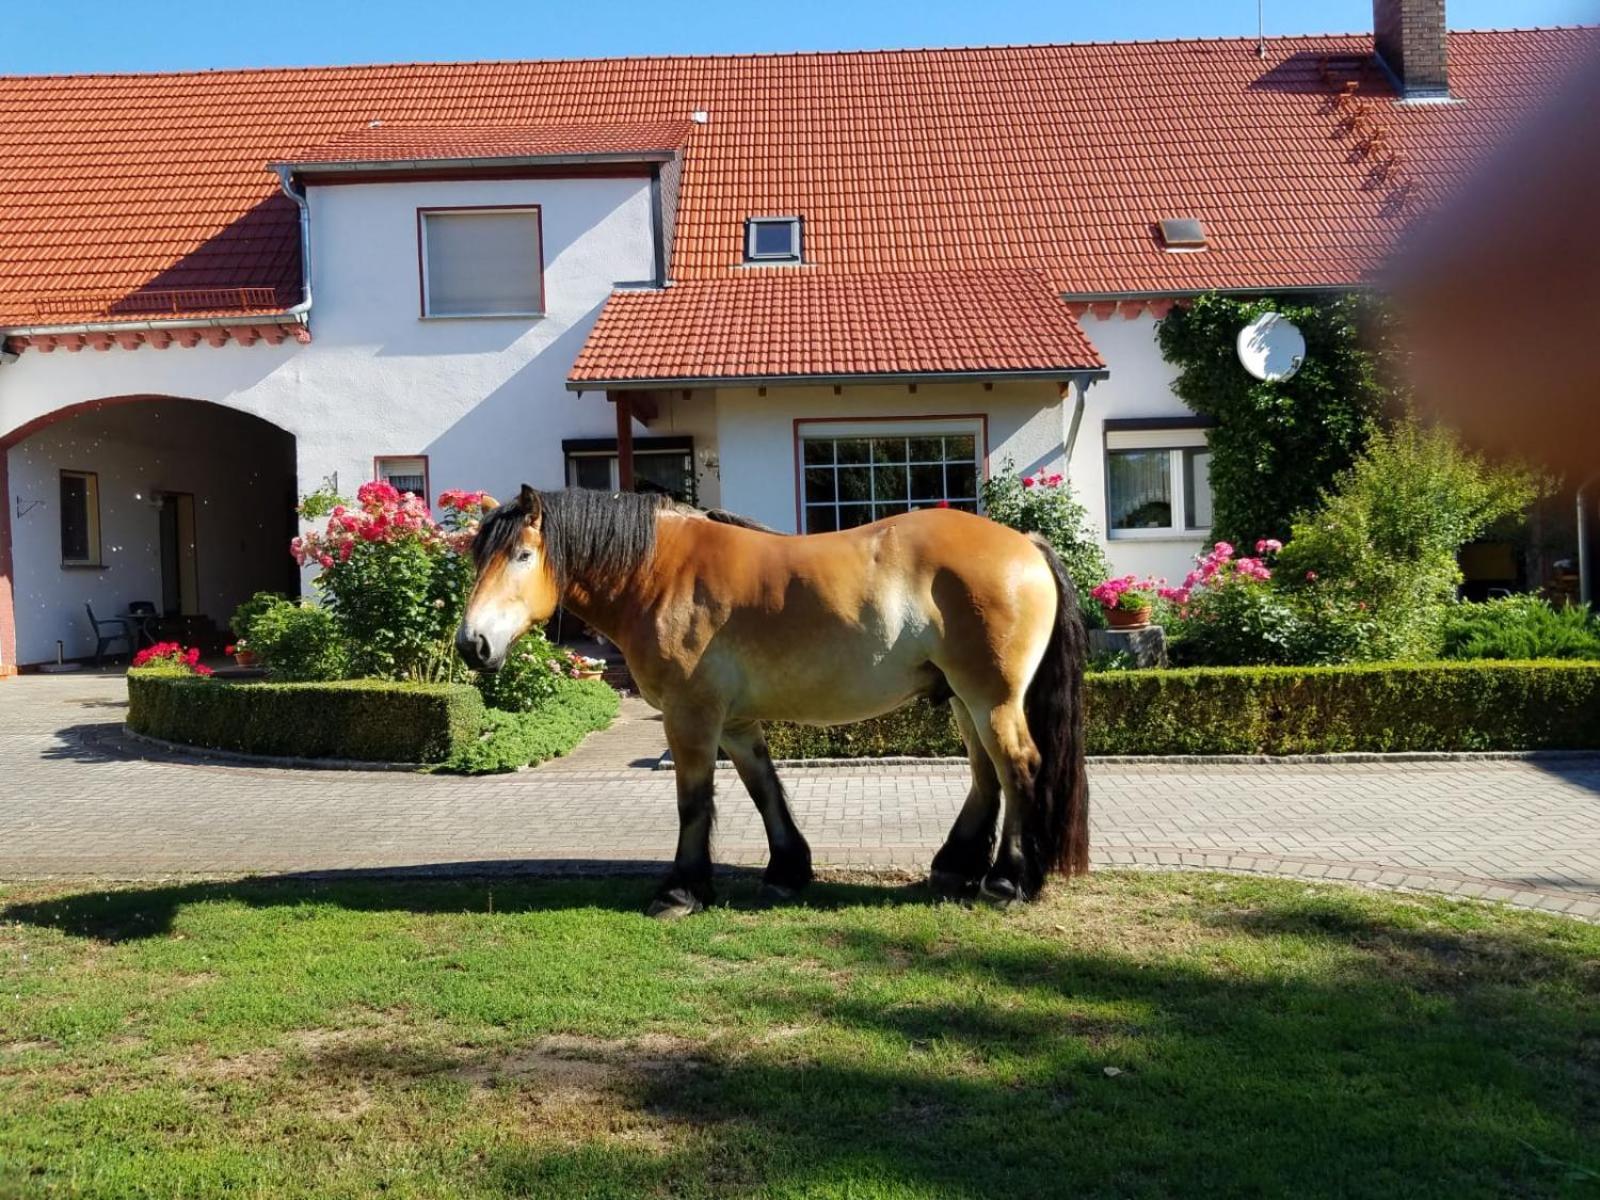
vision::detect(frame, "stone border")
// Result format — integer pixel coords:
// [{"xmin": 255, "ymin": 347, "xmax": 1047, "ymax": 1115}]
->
[
  {"xmin": 671, "ymin": 749, "xmax": 1600, "ymax": 771},
  {"xmin": 121, "ymin": 727, "xmax": 424, "ymax": 773}
]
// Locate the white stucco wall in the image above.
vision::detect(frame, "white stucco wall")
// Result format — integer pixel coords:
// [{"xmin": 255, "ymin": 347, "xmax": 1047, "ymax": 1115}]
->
[
  {"xmin": 6, "ymin": 399, "xmax": 297, "ymax": 663},
  {"xmin": 0, "ymin": 172, "xmax": 655, "ymax": 662},
  {"xmin": 1070, "ymin": 312, "xmax": 1211, "ymax": 584},
  {"xmin": 710, "ymin": 381, "xmax": 1069, "ymax": 532},
  {"xmin": 0, "ymin": 173, "xmax": 654, "ymax": 496}
]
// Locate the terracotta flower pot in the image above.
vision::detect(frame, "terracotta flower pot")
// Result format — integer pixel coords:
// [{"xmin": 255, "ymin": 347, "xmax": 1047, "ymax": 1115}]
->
[
  {"xmin": 1105, "ymin": 606, "xmax": 1153, "ymax": 630},
  {"xmin": 576, "ymin": 669, "xmax": 605, "ymax": 681},
  {"xmin": 233, "ymin": 650, "xmax": 260, "ymax": 667}
]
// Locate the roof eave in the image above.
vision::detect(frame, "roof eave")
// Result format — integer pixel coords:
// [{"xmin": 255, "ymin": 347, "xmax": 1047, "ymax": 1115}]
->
[
  {"xmin": 567, "ymin": 367, "xmax": 1109, "ymax": 392},
  {"xmin": 278, "ymin": 150, "xmax": 679, "ymax": 174},
  {"xmin": 1059, "ymin": 282, "xmax": 1372, "ymax": 303},
  {"xmin": 2, "ymin": 311, "xmax": 309, "ymax": 337}
]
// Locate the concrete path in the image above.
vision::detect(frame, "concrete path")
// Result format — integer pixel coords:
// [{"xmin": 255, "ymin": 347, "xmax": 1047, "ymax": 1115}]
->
[{"xmin": 2, "ymin": 673, "xmax": 1597, "ymax": 919}]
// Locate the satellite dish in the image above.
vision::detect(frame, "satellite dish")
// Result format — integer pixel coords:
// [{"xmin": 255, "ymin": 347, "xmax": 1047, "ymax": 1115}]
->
[{"xmin": 1237, "ymin": 312, "xmax": 1306, "ymax": 382}]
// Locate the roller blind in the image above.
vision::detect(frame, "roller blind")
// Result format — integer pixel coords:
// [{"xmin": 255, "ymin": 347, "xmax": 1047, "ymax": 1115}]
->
[{"xmin": 422, "ymin": 209, "xmax": 543, "ymax": 316}]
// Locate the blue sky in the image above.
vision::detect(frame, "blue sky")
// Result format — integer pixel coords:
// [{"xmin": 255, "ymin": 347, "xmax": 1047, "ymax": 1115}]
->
[{"xmin": 5, "ymin": 0, "xmax": 1591, "ymax": 74}]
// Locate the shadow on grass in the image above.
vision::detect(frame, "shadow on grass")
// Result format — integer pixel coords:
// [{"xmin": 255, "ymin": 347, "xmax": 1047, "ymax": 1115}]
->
[
  {"xmin": 258, "ymin": 882, "xmax": 1597, "ymax": 1198},
  {"xmin": 3, "ymin": 873, "xmax": 1598, "ymax": 1196},
  {"xmin": 0, "ymin": 867, "xmax": 938, "ymax": 942}
]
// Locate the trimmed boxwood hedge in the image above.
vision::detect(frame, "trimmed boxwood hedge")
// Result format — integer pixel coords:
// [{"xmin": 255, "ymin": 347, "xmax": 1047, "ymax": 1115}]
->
[
  {"xmin": 763, "ymin": 661, "xmax": 1600, "ymax": 758},
  {"xmin": 126, "ymin": 674, "xmax": 485, "ymax": 763}
]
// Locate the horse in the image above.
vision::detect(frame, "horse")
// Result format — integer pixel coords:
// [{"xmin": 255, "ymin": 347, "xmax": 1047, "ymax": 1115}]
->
[{"xmin": 457, "ymin": 486, "xmax": 1088, "ymax": 918}]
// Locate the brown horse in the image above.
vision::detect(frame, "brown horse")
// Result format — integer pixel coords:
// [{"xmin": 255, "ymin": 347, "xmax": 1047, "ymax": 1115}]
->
[{"xmin": 457, "ymin": 487, "xmax": 1088, "ymax": 918}]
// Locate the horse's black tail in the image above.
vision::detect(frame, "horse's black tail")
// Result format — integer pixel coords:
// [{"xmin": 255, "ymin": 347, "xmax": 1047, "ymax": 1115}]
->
[{"xmin": 1023, "ymin": 535, "xmax": 1091, "ymax": 881}]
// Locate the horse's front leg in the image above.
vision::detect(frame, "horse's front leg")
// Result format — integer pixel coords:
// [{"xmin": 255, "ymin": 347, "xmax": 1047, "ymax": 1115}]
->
[
  {"xmin": 649, "ymin": 711, "xmax": 721, "ymax": 919},
  {"xmin": 722, "ymin": 719, "xmax": 813, "ymax": 901}
]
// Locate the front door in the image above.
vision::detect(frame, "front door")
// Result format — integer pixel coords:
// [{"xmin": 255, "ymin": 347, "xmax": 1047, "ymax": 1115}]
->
[{"xmin": 158, "ymin": 492, "xmax": 199, "ymax": 617}]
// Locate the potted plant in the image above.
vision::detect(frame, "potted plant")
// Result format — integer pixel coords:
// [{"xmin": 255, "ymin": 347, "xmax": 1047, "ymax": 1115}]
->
[
  {"xmin": 565, "ymin": 651, "xmax": 607, "ymax": 681},
  {"xmin": 1090, "ymin": 575, "xmax": 1162, "ymax": 629},
  {"xmin": 226, "ymin": 640, "xmax": 259, "ymax": 668}
]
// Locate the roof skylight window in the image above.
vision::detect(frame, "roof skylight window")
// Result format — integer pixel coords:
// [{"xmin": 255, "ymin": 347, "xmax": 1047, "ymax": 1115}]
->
[
  {"xmin": 745, "ymin": 216, "xmax": 803, "ymax": 264},
  {"xmin": 1158, "ymin": 217, "xmax": 1208, "ymax": 252}
]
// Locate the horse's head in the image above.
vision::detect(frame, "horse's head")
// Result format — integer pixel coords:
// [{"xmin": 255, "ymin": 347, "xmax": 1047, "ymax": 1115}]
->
[{"xmin": 456, "ymin": 485, "xmax": 559, "ymax": 671}]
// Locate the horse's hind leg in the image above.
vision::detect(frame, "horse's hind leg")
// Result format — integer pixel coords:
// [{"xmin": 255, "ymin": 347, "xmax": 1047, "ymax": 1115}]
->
[
  {"xmin": 968, "ymin": 698, "xmax": 1045, "ymax": 903},
  {"xmin": 929, "ymin": 697, "xmax": 1000, "ymax": 896},
  {"xmin": 721, "ymin": 720, "xmax": 813, "ymax": 900},
  {"xmin": 650, "ymin": 709, "xmax": 721, "ymax": 919}
]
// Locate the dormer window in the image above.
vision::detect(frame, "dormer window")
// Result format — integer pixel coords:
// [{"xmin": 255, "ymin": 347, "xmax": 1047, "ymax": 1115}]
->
[{"xmin": 745, "ymin": 216, "xmax": 803, "ymax": 264}]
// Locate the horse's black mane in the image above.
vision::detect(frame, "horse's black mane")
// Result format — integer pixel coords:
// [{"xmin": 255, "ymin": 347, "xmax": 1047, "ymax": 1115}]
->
[
  {"xmin": 472, "ymin": 488, "xmax": 672, "ymax": 587},
  {"xmin": 703, "ymin": 508, "xmax": 791, "ymax": 535}
]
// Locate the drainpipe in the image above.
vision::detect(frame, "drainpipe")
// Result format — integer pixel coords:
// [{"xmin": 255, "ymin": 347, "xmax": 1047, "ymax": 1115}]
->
[
  {"xmin": 272, "ymin": 164, "xmax": 314, "ymax": 324},
  {"xmin": 1580, "ymin": 473, "xmax": 1599, "ymax": 608},
  {"xmin": 1062, "ymin": 378, "xmax": 1090, "ymax": 461}
]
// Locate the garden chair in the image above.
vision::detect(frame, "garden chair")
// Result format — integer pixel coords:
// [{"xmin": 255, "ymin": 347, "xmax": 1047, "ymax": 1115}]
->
[{"xmin": 85, "ymin": 603, "xmax": 133, "ymax": 666}]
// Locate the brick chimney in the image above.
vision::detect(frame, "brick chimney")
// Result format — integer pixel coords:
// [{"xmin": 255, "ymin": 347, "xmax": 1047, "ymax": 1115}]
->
[{"xmin": 1373, "ymin": 0, "xmax": 1450, "ymax": 98}]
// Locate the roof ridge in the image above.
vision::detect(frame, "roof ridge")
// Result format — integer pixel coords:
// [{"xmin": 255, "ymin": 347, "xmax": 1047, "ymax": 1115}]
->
[{"xmin": 12, "ymin": 28, "xmax": 1593, "ymax": 83}]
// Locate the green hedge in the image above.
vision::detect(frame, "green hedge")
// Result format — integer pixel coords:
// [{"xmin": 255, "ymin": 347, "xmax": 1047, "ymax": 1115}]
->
[
  {"xmin": 126, "ymin": 674, "xmax": 485, "ymax": 763},
  {"xmin": 763, "ymin": 661, "xmax": 1600, "ymax": 758},
  {"xmin": 439, "ymin": 678, "xmax": 620, "ymax": 774}
]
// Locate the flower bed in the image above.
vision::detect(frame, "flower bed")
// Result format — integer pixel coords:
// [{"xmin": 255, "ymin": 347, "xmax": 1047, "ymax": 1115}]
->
[{"xmin": 762, "ymin": 661, "xmax": 1600, "ymax": 758}]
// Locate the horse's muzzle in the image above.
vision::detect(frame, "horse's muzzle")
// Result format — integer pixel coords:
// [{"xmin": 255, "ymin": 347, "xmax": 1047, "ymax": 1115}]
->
[{"xmin": 456, "ymin": 625, "xmax": 500, "ymax": 672}]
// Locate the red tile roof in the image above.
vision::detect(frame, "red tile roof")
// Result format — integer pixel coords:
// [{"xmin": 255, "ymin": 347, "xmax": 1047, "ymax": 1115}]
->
[
  {"xmin": 0, "ymin": 30, "xmax": 1593, "ymax": 334},
  {"xmin": 278, "ymin": 119, "xmax": 694, "ymax": 167},
  {"xmin": 569, "ymin": 270, "xmax": 1106, "ymax": 385}
]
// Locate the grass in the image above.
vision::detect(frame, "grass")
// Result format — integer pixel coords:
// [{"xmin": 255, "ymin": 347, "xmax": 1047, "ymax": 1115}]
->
[{"xmin": 1, "ymin": 872, "xmax": 1596, "ymax": 1198}]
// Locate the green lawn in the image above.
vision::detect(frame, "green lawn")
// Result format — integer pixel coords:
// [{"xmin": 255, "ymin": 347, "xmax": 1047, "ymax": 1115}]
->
[{"xmin": 1, "ymin": 872, "xmax": 1596, "ymax": 1199}]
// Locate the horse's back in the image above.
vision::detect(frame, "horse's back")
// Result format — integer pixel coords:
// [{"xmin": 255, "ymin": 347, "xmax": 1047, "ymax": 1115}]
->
[{"xmin": 646, "ymin": 508, "xmax": 1057, "ymax": 723}]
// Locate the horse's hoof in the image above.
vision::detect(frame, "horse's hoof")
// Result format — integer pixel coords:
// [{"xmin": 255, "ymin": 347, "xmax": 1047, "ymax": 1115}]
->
[
  {"xmin": 928, "ymin": 869, "xmax": 980, "ymax": 899},
  {"xmin": 757, "ymin": 882, "xmax": 799, "ymax": 906},
  {"xmin": 978, "ymin": 875, "xmax": 1024, "ymax": 906},
  {"xmin": 646, "ymin": 888, "xmax": 705, "ymax": 920}
]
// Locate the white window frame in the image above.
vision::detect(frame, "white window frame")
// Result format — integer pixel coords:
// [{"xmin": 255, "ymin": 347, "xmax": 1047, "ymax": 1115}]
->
[
  {"xmin": 1104, "ymin": 426, "xmax": 1212, "ymax": 540},
  {"xmin": 797, "ymin": 417, "xmax": 985, "ymax": 532},
  {"xmin": 744, "ymin": 216, "xmax": 803, "ymax": 264},
  {"xmin": 375, "ymin": 455, "xmax": 429, "ymax": 501},
  {"xmin": 58, "ymin": 469, "xmax": 102, "ymax": 567},
  {"xmin": 418, "ymin": 206, "xmax": 545, "ymax": 319}
]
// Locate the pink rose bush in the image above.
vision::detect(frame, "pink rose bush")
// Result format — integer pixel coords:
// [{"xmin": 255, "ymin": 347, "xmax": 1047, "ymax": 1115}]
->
[
  {"xmin": 1157, "ymin": 541, "xmax": 1275, "ymax": 613},
  {"xmin": 291, "ymin": 482, "xmax": 496, "ymax": 681}
]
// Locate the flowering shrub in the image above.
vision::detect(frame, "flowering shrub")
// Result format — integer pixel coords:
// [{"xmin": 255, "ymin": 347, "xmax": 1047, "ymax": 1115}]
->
[
  {"xmin": 130, "ymin": 642, "xmax": 213, "ymax": 677},
  {"xmin": 1089, "ymin": 575, "xmax": 1162, "ymax": 614},
  {"xmin": 979, "ymin": 462, "xmax": 1111, "ymax": 625},
  {"xmin": 1160, "ymin": 540, "xmax": 1306, "ymax": 666},
  {"xmin": 473, "ymin": 627, "xmax": 567, "ymax": 713},
  {"xmin": 291, "ymin": 482, "xmax": 494, "ymax": 681},
  {"xmin": 1275, "ymin": 422, "xmax": 1544, "ymax": 661}
]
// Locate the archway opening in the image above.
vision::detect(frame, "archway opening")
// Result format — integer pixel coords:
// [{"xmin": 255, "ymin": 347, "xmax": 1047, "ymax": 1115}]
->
[{"xmin": 3, "ymin": 396, "xmax": 297, "ymax": 667}]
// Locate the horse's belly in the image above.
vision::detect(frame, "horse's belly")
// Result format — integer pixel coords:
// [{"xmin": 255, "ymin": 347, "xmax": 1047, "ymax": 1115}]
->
[{"xmin": 731, "ymin": 641, "xmax": 939, "ymax": 726}]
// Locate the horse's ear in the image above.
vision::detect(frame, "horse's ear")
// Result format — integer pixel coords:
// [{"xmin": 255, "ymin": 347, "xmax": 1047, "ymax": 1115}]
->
[{"xmin": 518, "ymin": 484, "xmax": 542, "ymax": 529}]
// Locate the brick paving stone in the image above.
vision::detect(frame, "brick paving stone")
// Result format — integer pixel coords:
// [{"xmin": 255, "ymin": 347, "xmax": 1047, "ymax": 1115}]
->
[{"xmin": 1, "ymin": 672, "xmax": 1597, "ymax": 919}]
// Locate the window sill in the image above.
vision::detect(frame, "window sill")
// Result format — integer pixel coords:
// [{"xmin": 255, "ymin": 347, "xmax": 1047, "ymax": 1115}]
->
[
  {"xmin": 419, "ymin": 312, "xmax": 545, "ymax": 321},
  {"xmin": 1106, "ymin": 530, "xmax": 1211, "ymax": 543},
  {"xmin": 60, "ymin": 562, "xmax": 108, "ymax": 570}
]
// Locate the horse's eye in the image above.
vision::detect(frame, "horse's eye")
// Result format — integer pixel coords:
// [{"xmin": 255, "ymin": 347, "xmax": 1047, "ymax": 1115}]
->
[{"xmin": 517, "ymin": 550, "xmax": 534, "ymax": 563}]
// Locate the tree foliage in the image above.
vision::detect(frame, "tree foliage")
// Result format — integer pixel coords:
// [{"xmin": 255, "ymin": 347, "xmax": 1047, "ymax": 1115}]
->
[{"xmin": 1157, "ymin": 292, "xmax": 1388, "ymax": 545}]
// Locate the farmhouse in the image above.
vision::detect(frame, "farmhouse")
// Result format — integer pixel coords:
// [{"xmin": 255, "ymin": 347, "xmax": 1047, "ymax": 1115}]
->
[{"xmin": 0, "ymin": 3, "xmax": 1591, "ymax": 667}]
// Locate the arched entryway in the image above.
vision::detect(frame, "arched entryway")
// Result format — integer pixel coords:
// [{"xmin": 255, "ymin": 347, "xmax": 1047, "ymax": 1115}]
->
[{"xmin": 1, "ymin": 395, "xmax": 297, "ymax": 668}]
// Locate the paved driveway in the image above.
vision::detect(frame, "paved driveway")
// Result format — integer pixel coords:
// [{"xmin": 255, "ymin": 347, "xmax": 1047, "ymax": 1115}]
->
[{"xmin": 2, "ymin": 672, "xmax": 1597, "ymax": 919}]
